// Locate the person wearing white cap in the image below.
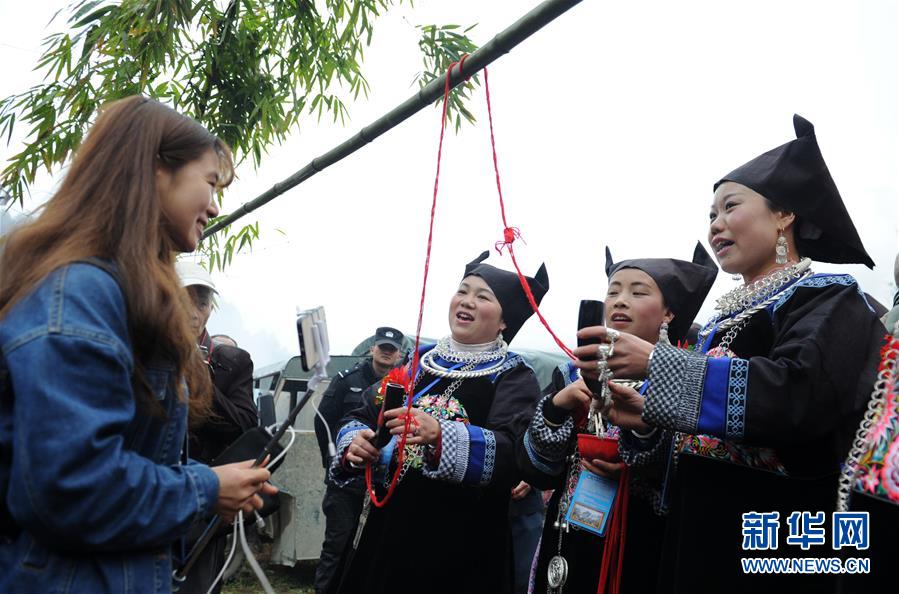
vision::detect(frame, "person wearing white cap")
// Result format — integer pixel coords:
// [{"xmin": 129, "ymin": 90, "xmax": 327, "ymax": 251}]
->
[{"xmin": 175, "ymin": 261, "xmax": 259, "ymax": 594}]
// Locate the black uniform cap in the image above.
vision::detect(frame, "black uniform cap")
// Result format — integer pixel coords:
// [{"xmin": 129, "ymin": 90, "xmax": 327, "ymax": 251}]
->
[
  {"xmin": 714, "ymin": 114, "xmax": 873, "ymax": 268},
  {"xmin": 605, "ymin": 242, "xmax": 718, "ymax": 343},
  {"xmin": 373, "ymin": 327, "xmax": 403, "ymax": 350},
  {"xmin": 462, "ymin": 251, "xmax": 549, "ymax": 343}
]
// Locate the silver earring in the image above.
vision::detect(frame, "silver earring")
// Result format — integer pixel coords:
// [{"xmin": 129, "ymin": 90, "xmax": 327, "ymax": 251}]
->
[
  {"xmin": 732, "ymin": 273, "xmax": 742, "ymax": 282},
  {"xmin": 659, "ymin": 321, "xmax": 670, "ymax": 345},
  {"xmin": 775, "ymin": 228, "xmax": 788, "ymax": 265}
]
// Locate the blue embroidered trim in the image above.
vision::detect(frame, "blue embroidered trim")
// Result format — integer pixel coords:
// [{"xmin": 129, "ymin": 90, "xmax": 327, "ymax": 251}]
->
[
  {"xmin": 697, "ymin": 357, "xmax": 729, "ymax": 436},
  {"xmin": 770, "ymin": 273, "xmax": 868, "ymax": 313},
  {"xmin": 463, "ymin": 425, "xmax": 486, "ymax": 485},
  {"xmin": 678, "ymin": 352, "xmax": 709, "ymax": 434},
  {"xmin": 336, "ymin": 420, "xmax": 368, "ymax": 449},
  {"xmin": 523, "ymin": 430, "xmax": 563, "ymax": 476},
  {"xmin": 725, "ymin": 358, "xmax": 749, "ymax": 440},
  {"xmin": 481, "ymin": 429, "xmax": 496, "ymax": 485},
  {"xmin": 327, "ymin": 420, "xmax": 370, "ymax": 487},
  {"xmin": 488, "ymin": 353, "xmax": 525, "ymax": 383}
]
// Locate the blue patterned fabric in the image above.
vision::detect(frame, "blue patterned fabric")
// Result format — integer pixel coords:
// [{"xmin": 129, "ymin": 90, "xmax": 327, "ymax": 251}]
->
[
  {"xmin": 421, "ymin": 419, "xmax": 497, "ymax": 485},
  {"xmin": 336, "ymin": 419, "xmax": 369, "ymax": 448},
  {"xmin": 725, "ymin": 358, "xmax": 749, "ymax": 439},
  {"xmin": 697, "ymin": 357, "xmax": 729, "ymax": 436},
  {"xmin": 328, "ymin": 420, "xmax": 370, "ymax": 487},
  {"xmin": 482, "ymin": 430, "xmax": 497, "ymax": 485},
  {"xmin": 464, "ymin": 425, "xmax": 487, "ymax": 484},
  {"xmin": 770, "ymin": 273, "xmax": 870, "ymax": 313}
]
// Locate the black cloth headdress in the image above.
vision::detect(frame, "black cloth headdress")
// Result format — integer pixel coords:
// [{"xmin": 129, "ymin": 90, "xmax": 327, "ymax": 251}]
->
[
  {"xmin": 714, "ymin": 114, "xmax": 873, "ymax": 268},
  {"xmin": 605, "ymin": 242, "xmax": 718, "ymax": 343},
  {"xmin": 463, "ymin": 251, "xmax": 549, "ymax": 343}
]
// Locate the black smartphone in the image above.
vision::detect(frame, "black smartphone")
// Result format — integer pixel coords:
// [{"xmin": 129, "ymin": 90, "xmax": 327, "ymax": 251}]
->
[
  {"xmin": 373, "ymin": 382, "xmax": 406, "ymax": 449},
  {"xmin": 577, "ymin": 300, "xmax": 605, "ymax": 395},
  {"xmin": 577, "ymin": 300, "xmax": 605, "ymax": 356}
]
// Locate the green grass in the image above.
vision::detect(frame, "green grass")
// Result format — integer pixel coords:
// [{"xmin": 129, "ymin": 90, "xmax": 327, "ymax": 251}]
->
[{"xmin": 221, "ymin": 560, "xmax": 316, "ymax": 594}]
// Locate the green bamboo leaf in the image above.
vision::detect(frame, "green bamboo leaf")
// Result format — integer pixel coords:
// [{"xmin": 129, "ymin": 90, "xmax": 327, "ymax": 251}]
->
[{"xmin": 1, "ymin": 0, "xmax": 478, "ymax": 270}]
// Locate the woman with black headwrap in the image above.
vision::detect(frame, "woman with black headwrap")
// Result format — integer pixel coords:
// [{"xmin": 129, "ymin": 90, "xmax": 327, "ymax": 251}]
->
[
  {"xmin": 521, "ymin": 244, "xmax": 717, "ymax": 594},
  {"xmin": 328, "ymin": 252, "xmax": 549, "ymax": 594},
  {"xmin": 591, "ymin": 115, "xmax": 884, "ymax": 594}
]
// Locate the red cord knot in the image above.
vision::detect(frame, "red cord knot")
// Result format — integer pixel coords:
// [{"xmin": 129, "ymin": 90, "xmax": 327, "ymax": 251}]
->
[
  {"xmin": 494, "ymin": 226, "xmax": 523, "ymax": 254},
  {"xmin": 458, "ymin": 54, "xmax": 471, "ymax": 81}
]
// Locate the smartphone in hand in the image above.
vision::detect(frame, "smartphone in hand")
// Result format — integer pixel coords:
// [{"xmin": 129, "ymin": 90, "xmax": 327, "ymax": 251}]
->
[
  {"xmin": 577, "ymin": 300, "xmax": 605, "ymax": 396},
  {"xmin": 373, "ymin": 382, "xmax": 406, "ymax": 449}
]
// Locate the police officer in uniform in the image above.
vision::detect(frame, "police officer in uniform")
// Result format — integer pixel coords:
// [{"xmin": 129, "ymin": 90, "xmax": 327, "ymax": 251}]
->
[{"xmin": 313, "ymin": 327, "xmax": 404, "ymax": 594}]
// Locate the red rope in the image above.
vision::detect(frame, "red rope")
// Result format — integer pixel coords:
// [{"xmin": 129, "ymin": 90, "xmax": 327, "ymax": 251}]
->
[
  {"xmin": 597, "ymin": 468, "xmax": 629, "ymax": 594},
  {"xmin": 483, "ymin": 68, "xmax": 576, "ymax": 361},
  {"xmin": 365, "ymin": 58, "xmax": 463, "ymax": 508}
]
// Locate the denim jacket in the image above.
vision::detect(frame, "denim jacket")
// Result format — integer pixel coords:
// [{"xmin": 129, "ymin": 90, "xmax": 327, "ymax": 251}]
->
[{"xmin": 0, "ymin": 263, "xmax": 219, "ymax": 593}]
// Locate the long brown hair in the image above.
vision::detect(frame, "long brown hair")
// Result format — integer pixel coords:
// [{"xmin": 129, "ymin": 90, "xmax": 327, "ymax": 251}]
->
[{"xmin": 0, "ymin": 96, "xmax": 234, "ymax": 423}]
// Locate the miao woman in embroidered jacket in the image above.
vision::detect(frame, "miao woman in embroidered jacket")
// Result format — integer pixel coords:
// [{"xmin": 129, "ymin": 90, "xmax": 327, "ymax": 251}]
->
[
  {"xmin": 584, "ymin": 115, "xmax": 885, "ymax": 594},
  {"xmin": 328, "ymin": 252, "xmax": 548, "ymax": 594}
]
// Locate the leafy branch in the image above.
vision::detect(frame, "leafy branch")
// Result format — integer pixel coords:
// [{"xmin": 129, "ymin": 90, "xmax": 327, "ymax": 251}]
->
[{"xmin": 1, "ymin": 0, "xmax": 480, "ymax": 269}]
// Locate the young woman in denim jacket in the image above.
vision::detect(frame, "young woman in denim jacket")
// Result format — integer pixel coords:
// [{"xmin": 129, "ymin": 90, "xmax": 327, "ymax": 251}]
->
[{"xmin": 0, "ymin": 96, "xmax": 276, "ymax": 593}]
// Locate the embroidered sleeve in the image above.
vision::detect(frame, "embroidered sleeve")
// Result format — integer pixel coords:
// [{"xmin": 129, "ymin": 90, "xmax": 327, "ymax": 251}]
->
[
  {"xmin": 521, "ymin": 394, "xmax": 574, "ymax": 478},
  {"xmin": 643, "ymin": 343, "xmax": 749, "ymax": 440},
  {"xmin": 618, "ymin": 427, "xmax": 672, "ymax": 467},
  {"xmin": 327, "ymin": 420, "xmax": 369, "ymax": 487},
  {"xmin": 421, "ymin": 419, "xmax": 497, "ymax": 486}
]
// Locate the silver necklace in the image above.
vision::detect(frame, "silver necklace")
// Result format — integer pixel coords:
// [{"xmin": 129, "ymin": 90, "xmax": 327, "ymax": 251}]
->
[
  {"xmin": 713, "ymin": 258, "xmax": 812, "ymax": 318},
  {"xmin": 432, "ymin": 336, "xmax": 508, "ymax": 364},
  {"xmin": 419, "ymin": 338, "xmax": 511, "ymax": 379},
  {"xmin": 700, "ymin": 260, "xmax": 814, "ymax": 351}
]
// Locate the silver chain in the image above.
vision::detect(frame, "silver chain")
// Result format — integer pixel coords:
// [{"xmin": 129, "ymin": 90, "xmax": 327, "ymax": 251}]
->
[
  {"xmin": 836, "ymin": 325, "xmax": 899, "ymax": 512},
  {"xmin": 547, "ymin": 451, "xmax": 581, "ymax": 594},
  {"xmin": 700, "ymin": 266, "xmax": 814, "ymax": 349},
  {"xmin": 431, "ymin": 335, "xmax": 508, "ymax": 364},
  {"xmin": 387, "ymin": 363, "xmax": 472, "ymax": 487},
  {"xmin": 419, "ymin": 341, "xmax": 511, "ymax": 379},
  {"xmin": 712, "ymin": 258, "xmax": 812, "ymax": 318}
]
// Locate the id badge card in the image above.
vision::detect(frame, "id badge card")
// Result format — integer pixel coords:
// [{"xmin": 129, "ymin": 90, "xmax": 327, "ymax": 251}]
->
[{"xmin": 564, "ymin": 468, "xmax": 618, "ymax": 536}]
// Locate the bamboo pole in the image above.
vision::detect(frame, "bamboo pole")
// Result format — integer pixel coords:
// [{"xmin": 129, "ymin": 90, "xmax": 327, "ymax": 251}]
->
[{"xmin": 203, "ymin": 0, "xmax": 583, "ymax": 239}]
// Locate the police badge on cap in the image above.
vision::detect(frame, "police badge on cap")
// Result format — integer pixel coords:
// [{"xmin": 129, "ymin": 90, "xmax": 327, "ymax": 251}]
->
[{"xmin": 374, "ymin": 327, "xmax": 404, "ymax": 350}]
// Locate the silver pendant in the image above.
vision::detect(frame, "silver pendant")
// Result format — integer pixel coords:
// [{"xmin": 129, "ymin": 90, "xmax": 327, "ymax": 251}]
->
[{"xmin": 547, "ymin": 555, "xmax": 568, "ymax": 589}]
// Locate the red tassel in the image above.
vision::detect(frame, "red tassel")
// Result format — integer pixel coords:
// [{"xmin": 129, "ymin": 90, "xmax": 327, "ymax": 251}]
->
[
  {"xmin": 386, "ymin": 366, "xmax": 411, "ymax": 392},
  {"xmin": 597, "ymin": 467, "xmax": 629, "ymax": 594}
]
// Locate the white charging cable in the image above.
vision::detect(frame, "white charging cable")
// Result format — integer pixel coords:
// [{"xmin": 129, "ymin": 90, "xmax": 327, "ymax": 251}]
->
[
  {"xmin": 309, "ymin": 325, "xmax": 337, "ymax": 459},
  {"xmin": 204, "ymin": 426, "xmax": 298, "ymax": 594},
  {"xmin": 310, "ymin": 392, "xmax": 337, "ymax": 459}
]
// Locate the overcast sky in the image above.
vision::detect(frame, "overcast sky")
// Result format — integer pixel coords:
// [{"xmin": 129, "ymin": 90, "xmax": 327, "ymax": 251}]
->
[{"xmin": 2, "ymin": 0, "xmax": 897, "ymax": 367}]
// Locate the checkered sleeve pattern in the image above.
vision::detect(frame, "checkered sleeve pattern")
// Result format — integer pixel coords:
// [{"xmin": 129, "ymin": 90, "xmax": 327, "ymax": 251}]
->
[
  {"xmin": 530, "ymin": 395, "xmax": 574, "ymax": 458},
  {"xmin": 522, "ymin": 395, "xmax": 574, "ymax": 477},
  {"xmin": 327, "ymin": 420, "xmax": 369, "ymax": 487},
  {"xmin": 619, "ymin": 427, "xmax": 673, "ymax": 467},
  {"xmin": 644, "ymin": 343, "xmax": 708, "ymax": 433},
  {"xmin": 421, "ymin": 420, "xmax": 470, "ymax": 484}
]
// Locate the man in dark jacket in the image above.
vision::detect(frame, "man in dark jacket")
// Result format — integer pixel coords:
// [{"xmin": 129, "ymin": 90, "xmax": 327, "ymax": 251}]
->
[
  {"xmin": 176, "ymin": 261, "xmax": 259, "ymax": 594},
  {"xmin": 313, "ymin": 327, "xmax": 403, "ymax": 594}
]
